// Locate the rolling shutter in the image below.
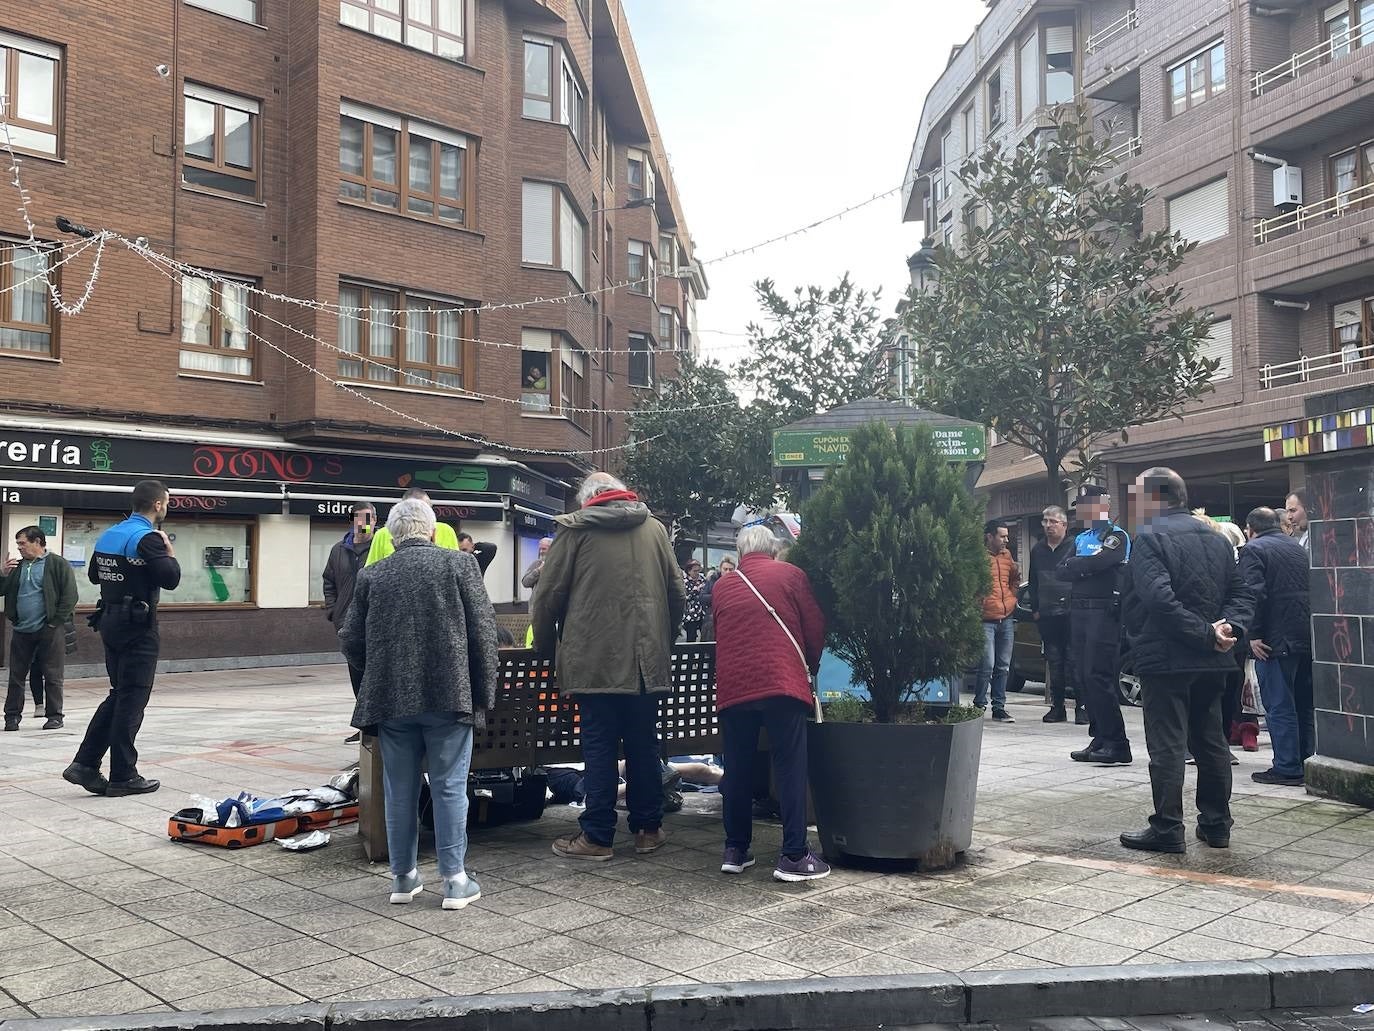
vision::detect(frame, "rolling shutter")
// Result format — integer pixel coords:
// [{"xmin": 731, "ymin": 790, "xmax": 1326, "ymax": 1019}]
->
[
  {"xmin": 1168, "ymin": 178, "xmax": 1229, "ymax": 243},
  {"xmin": 1200, "ymin": 318, "xmax": 1233, "ymax": 380},
  {"xmin": 521, "ymin": 182, "xmax": 554, "ymax": 265}
]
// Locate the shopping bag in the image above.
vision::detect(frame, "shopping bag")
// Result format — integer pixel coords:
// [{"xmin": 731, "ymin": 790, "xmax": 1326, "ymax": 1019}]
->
[{"xmin": 1241, "ymin": 658, "xmax": 1265, "ymax": 716}]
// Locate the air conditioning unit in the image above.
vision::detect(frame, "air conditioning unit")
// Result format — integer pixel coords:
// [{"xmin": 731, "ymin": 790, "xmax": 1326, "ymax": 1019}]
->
[{"xmin": 1274, "ymin": 164, "xmax": 1303, "ymax": 207}]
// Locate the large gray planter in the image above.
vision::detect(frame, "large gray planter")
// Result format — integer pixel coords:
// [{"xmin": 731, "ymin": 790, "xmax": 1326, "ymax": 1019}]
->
[{"xmin": 808, "ymin": 716, "xmax": 982, "ymax": 869}]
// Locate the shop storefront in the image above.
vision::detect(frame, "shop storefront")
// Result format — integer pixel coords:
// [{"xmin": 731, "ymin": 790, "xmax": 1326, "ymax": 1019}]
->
[{"xmin": 0, "ymin": 422, "xmax": 566, "ymax": 672}]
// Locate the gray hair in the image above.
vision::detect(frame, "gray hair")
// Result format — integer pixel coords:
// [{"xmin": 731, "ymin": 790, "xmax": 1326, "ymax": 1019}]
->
[
  {"xmin": 576, "ymin": 471, "xmax": 627, "ymax": 507},
  {"xmin": 736, "ymin": 525, "xmax": 778, "ymax": 558},
  {"xmin": 1042, "ymin": 505, "xmax": 1067, "ymax": 522},
  {"xmin": 387, "ymin": 497, "xmax": 436, "ymax": 544}
]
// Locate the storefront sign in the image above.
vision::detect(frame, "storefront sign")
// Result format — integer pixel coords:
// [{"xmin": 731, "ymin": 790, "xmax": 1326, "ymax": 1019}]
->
[
  {"xmin": 0, "ymin": 429, "xmax": 565, "ymax": 508},
  {"xmin": 1264, "ymin": 407, "xmax": 1374, "ymax": 462},
  {"xmin": 772, "ymin": 425, "xmax": 986, "ymax": 467},
  {"xmin": 0, "ymin": 485, "xmax": 283, "ymax": 515},
  {"xmin": 286, "ymin": 496, "xmax": 503, "ymax": 522}
]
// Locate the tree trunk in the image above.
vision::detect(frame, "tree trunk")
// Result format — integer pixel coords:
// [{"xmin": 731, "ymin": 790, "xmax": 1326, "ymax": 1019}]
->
[{"xmin": 1045, "ymin": 456, "xmax": 1066, "ymax": 511}]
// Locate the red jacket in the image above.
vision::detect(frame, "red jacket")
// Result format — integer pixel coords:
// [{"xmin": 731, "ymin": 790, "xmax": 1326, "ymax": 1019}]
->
[{"xmin": 712, "ymin": 553, "xmax": 826, "ymax": 711}]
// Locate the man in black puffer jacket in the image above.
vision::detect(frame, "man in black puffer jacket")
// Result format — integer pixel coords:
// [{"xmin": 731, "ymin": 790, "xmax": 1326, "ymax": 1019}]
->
[
  {"xmin": 1119, "ymin": 467, "xmax": 1255, "ymax": 854},
  {"xmin": 1239, "ymin": 506, "xmax": 1312, "ymax": 787}
]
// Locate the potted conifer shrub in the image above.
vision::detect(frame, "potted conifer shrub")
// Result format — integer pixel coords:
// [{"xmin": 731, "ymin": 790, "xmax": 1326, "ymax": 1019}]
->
[{"xmin": 790, "ymin": 422, "xmax": 989, "ymax": 869}]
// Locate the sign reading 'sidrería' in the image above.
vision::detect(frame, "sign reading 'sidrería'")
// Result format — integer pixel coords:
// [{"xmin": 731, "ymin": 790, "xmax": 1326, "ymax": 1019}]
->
[{"xmin": 0, "ymin": 436, "xmax": 84, "ymax": 467}]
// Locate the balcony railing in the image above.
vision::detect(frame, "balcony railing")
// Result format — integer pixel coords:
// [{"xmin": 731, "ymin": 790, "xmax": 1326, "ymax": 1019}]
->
[
  {"xmin": 1104, "ymin": 135, "xmax": 1142, "ymax": 163},
  {"xmin": 1260, "ymin": 344, "xmax": 1374, "ymax": 389},
  {"xmin": 1252, "ymin": 18, "xmax": 1374, "ymax": 96},
  {"xmin": 1085, "ymin": 7, "xmax": 1139, "ymax": 55},
  {"xmin": 1254, "ymin": 181, "xmax": 1374, "ymax": 243}
]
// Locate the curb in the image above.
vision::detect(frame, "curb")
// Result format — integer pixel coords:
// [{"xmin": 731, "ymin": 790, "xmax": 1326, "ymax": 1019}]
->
[{"xmin": 1, "ymin": 957, "xmax": 1370, "ymax": 1030}]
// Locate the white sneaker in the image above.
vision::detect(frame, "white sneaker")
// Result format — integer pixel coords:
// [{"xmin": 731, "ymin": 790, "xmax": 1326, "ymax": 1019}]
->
[
  {"xmin": 32, "ymin": 705, "xmax": 43, "ymax": 719},
  {"xmin": 442, "ymin": 872, "xmax": 481, "ymax": 910},
  {"xmin": 388, "ymin": 869, "xmax": 423, "ymax": 904}
]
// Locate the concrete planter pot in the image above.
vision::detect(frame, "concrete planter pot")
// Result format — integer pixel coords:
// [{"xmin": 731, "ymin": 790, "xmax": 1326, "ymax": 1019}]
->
[{"xmin": 807, "ymin": 716, "xmax": 983, "ymax": 869}]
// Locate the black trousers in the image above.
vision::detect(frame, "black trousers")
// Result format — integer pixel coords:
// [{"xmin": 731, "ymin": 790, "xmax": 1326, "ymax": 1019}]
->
[
  {"xmin": 74, "ymin": 621, "xmax": 159, "ymax": 782},
  {"xmin": 682, "ymin": 621, "xmax": 703, "ymax": 643},
  {"xmin": 4, "ymin": 626, "xmax": 63, "ymax": 720},
  {"xmin": 1140, "ymin": 672, "xmax": 1232, "ymax": 839},
  {"xmin": 1041, "ymin": 616, "xmax": 1070, "ymax": 708},
  {"xmin": 722, "ymin": 697, "xmax": 810, "ymax": 858},
  {"xmin": 1071, "ymin": 605, "xmax": 1128, "ymax": 752},
  {"xmin": 29, "ymin": 653, "xmax": 45, "ymax": 706}
]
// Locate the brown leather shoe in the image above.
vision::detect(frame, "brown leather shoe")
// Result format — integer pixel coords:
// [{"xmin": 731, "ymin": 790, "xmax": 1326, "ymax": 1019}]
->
[
  {"xmin": 552, "ymin": 833, "xmax": 613, "ymax": 861},
  {"xmin": 634, "ymin": 828, "xmax": 668, "ymax": 854}
]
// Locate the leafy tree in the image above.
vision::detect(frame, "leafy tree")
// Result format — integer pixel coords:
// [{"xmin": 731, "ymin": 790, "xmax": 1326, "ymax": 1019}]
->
[
  {"xmin": 790, "ymin": 422, "xmax": 988, "ymax": 724},
  {"xmin": 734, "ymin": 275, "xmax": 889, "ymax": 423},
  {"xmin": 622, "ymin": 356, "xmax": 774, "ymax": 556},
  {"xmin": 906, "ymin": 107, "xmax": 1218, "ymax": 500}
]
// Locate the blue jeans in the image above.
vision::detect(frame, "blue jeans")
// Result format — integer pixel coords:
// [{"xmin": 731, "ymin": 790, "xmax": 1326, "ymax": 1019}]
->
[
  {"xmin": 1257, "ymin": 655, "xmax": 1314, "ymax": 778},
  {"xmin": 378, "ymin": 713, "xmax": 473, "ymax": 878},
  {"xmin": 577, "ymin": 692, "xmax": 663, "ymax": 846},
  {"xmin": 975, "ymin": 617, "xmax": 1014, "ymax": 709}
]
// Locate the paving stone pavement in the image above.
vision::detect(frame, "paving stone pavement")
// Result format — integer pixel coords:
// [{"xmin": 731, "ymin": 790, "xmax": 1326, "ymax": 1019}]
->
[{"xmin": 2, "ymin": 667, "xmax": 1374, "ymax": 1020}]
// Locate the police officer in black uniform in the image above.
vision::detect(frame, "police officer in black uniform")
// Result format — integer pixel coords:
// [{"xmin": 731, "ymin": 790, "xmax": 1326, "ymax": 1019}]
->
[
  {"xmin": 63, "ymin": 480, "xmax": 181, "ymax": 797},
  {"xmin": 1061, "ymin": 484, "xmax": 1133, "ymax": 765}
]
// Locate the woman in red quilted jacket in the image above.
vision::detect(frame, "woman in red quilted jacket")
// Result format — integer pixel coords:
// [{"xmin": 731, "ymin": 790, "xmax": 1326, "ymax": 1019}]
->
[{"xmin": 711, "ymin": 525, "xmax": 829, "ymax": 882}]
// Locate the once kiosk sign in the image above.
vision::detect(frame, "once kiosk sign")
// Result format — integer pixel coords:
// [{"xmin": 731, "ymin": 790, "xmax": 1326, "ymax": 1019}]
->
[{"xmin": 772, "ymin": 425, "xmax": 986, "ymax": 467}]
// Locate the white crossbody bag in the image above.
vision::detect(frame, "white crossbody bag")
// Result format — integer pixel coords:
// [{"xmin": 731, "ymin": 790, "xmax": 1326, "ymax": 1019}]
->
[{"xmin": 733, "ymin": 569, "xmax": 824, "ymax": 723}]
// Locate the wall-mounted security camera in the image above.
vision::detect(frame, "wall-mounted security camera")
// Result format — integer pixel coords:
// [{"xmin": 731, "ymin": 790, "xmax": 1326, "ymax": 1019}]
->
[{"xmin": 155, "ymin": 64, "xmax": 170, "ymax": 79}]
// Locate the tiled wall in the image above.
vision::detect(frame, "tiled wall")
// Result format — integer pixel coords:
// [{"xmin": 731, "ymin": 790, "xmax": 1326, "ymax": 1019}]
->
[{"xmin": 1308, "ymin": 457, "xmax": 1374, "ymax": 766}]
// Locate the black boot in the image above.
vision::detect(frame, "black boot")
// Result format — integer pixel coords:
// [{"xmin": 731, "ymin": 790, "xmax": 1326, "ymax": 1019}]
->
[
  {"xmin": 1121, "ymin": 827, "xmax": 1185, "ymax": 854},
  {"xmin": 1074, "ymin": 707, "xmax": 1090, "ymax": 725},
  {"xmin": 1043, "ymin": 706, "xmax": 1067, "ymax": 723}
]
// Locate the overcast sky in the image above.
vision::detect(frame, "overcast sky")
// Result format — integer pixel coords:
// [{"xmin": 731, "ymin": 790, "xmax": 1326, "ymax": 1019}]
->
[{"xmin": 621, "ymin": 0, "xmax": 987, "ymax": 370}]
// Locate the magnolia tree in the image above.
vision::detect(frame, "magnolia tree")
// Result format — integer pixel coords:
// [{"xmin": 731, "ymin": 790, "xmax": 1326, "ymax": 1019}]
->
[{"xmin": 907, "ymin": 107, "xmax": 1218, "ymax": 499}]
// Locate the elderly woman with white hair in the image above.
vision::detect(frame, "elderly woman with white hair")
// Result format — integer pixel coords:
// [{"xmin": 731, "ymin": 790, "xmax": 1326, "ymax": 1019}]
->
[
  {"xmin": 710, "ymin": 524, "xmax": 829, "ymax": 881},
  {"xmin": 339, "ymin": 498, "xmax": 500, "ymax": 911}
]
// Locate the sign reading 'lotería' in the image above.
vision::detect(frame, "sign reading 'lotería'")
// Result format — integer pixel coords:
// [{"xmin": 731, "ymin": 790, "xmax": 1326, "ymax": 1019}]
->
[{"xmin": 772, "ymin": 425, "xmax": 986, "ymax": 467}]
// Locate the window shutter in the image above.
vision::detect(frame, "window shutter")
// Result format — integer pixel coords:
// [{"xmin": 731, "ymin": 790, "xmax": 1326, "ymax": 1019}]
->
[
  {"xmin": 1019, "ymin": 34, "xmax": 1039, "ymax": 113},
  {"xmin": 522, "ymin": 182, "xmax": 554, "ymax": 265},
  {"xmin": 1201, "ymin": 318, "xmax": 1233, "ymax": 380},
  {"xmin": 560, "ymin": 193, "xmax": 584, "ymax": 285},
  {"xmin": 1044, "ymin": 25, "xmax": 1074, "ymax": 54},
  {"xmin": 1168, "ymin": 178, "xmax": 1229, "ymax": 243}
]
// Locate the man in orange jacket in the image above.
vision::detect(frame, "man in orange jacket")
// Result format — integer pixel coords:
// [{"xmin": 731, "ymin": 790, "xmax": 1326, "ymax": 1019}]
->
[{"xmin": 974, "ymin": 520, "xmax": 1020, "ymax": 722}]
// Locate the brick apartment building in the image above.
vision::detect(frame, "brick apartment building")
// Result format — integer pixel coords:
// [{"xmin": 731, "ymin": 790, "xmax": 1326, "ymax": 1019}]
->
[
  {"xmin": 0, "ymin": 0, "xmax": 706, "ymax": 669},
  {"xmin": 901, "ymin": 0, "xmax": 1374, "ymax": 555}
]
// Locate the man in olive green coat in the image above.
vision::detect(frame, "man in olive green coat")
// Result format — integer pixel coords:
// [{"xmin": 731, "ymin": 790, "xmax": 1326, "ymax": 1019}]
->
[{"xmin": 533, "ymin": 472, "xmax": 685, "ymax": 860}]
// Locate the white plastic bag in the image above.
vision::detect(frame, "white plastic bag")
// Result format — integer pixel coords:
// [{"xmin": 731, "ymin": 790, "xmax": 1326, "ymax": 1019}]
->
[{"xmin": 1241, "ymin": 658, "xmax": 1265, "ymax": 716}]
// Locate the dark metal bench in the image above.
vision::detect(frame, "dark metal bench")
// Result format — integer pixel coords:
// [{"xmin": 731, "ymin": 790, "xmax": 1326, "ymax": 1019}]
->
[{"xmin": 358, "ymin": 643, "xmax": 720, "ymax": 861}]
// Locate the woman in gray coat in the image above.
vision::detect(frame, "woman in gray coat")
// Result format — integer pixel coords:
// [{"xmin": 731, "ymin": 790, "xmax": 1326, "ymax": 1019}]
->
[{"xmin": 340, "ymin": 498, "xmax": 500, "ymax": 911}]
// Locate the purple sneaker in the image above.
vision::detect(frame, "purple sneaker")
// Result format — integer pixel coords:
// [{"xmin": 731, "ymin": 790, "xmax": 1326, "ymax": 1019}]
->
[
  {"xmin": 773, "ymin": 850, "xmax": 830, "ymax": 882},
  {"xmin": 721, "ymin": 847, "xmax": 756, "ymax": 874}
]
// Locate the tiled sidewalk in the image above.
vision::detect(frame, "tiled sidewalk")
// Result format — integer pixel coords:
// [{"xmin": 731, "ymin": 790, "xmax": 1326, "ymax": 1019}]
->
[{"xmin": 2, "ymin": 666, "xmax": 1373, "ymax": 1020}]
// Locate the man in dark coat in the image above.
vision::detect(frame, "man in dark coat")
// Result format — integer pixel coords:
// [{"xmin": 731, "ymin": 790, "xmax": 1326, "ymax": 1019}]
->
[
  {"xmin": 1120, "ymin": 467, "xmax": 1255, "ymax": 854},
  {"xmin": 1239, "ymin": 506, "xmax": 1312, "ymax": 786},
  {"xmin": 1029, "ymin": 505, "xmax": 1077, "ymax": 724},
  {"xmin": 323, "ymin": 501, "xmax": 376, "ymax": 743}
]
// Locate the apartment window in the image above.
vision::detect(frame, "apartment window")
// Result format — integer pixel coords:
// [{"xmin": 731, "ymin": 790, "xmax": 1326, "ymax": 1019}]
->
[
  {"xmin": 522, "ymin": 181, "xmax": 586, "ymax": 286},
  {"xmin": 603, "ymin": 223, "xmax": 612, "ymax": 284},
  {"xmin": 962, "ymin": 203, "xmax": 978, "ymax": 236},
  {"xmin": 0, "ymin": 241, "xmax": 54, "ymax": 356},
  {"xmin": 561, "ymin": 344, "xmax": 590, "ymax": 431},
  {"xmin": 337, "ymin": 283, "xmax": 472, "ymax": 391},
  {"xmin": 658, "ymin": 232, "xmax": 676, "ymax": 275},
  {"xmin": 180, "ymin": 272, "xmax": 254, "ymax": 378},
  {"xmin": 523, "ymin": 36, "xmax": 587, "ymax": 144},
  {"xmin": 186, "ymin": 0, "xmax": 259, "ymax": 23},
  {"xmin": 1168, "ymin": 39, "xmax": 1225, "ymax": 116},
  {"xmin": 961, "ymin": 104, "xmax": 975, "ymax": 158},
  {"xmin": 603, "ymin": 314, "xmax": 613, "ymax": 371},
  {"xmin": 1017, "ymin": 33, "xmax": 1038, "ymax": 120},
  {"xmin": 1167, "ymin": 178, "xmax": 1229, "ymax": 243},
  {"xmin": 1332, "ymin": 298, "xmax": 1370, "ymax": 366},
  {"xmin": 1044, "ymin": 24, "xmax": 1075, "ymax": 104},
  {"xmin": 561, "ymin": 55, "xmax": 586, "ymax": 147},
  {"xmin": 339, "ymin": 102, "xmax": 471, "ymax": 226},
  {"xmin": 939, "ymin": 127, "xmax": 952, "ymax": 199},
  {"xmin": 1324, "ymin": 2, "xmax": 1373, "ymax": 57},
  {"xmin": 659, "ymin": 306, "xmax": 676, "ymax": 344},
  {"xmin": 1200, "ymin": 318, "xmax": 1233, "ymax": 380},
  {"xmin": 940, "ymin": 212, "xmax": 954, "ymax": 247},
  {"xmin": 1330, "ymin": 141, "xmax": 1374, "ymax": 211},
  {"xmin": 627, "ymin": 147, "xmax": 655, "ymax": 202},
  {"xmin": 628, "ymin": 332, "xmax": 654, "ymax": 388},
  {"xmin": 340, "ymin": 0, "xmax": 470, "ymax": 62},
  {"xmin": 628, "ymin": 240, "xmax": 649, "ymax": 293},
  {"xmin": 987, "ymin": 72, "xmax": 1002, "ymax": 131},
  {"xmin": 0, "ymin": 33, "xmax": 61, "ymax": 157},
  {"xmin": 182, "ymin": 84, "xmax": 259, "ymax": 199}
]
